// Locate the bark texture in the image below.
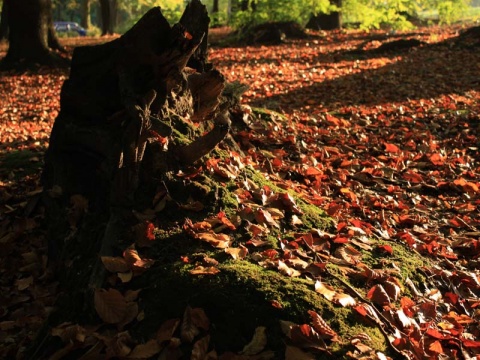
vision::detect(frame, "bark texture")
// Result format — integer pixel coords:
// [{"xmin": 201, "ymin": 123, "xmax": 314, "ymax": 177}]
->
[
  {"xmin": 43, "ymin": 0, "xmax": 232, "ymax": 288},
  {"xmin": 80, "ymin": 0, "xmax": 91, "ymax": 30},
  {"xmin": 99, "ymin": 0, "xmax": 117, "ymax": 35},
  {"xmin": 1, "ymin": 0, "xmax": 65, "ymax": 68}
]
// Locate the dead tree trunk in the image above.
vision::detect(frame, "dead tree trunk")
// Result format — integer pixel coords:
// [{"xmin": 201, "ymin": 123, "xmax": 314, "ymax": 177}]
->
[{"xmin": 43, "ymin": 0, "xmax": 232, "ymax": 288}]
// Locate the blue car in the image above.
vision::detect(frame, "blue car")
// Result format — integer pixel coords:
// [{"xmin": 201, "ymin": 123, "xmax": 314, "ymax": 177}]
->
[{"xmin": 54, "ymin": 22, "xmax": 87, "ymax": 36}]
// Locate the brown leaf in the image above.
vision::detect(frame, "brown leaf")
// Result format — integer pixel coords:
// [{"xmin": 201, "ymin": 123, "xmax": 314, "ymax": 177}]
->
[
  {"xmin": 277, "ymin": 260, "xmax": 301, "ymax": 277},
  {"xmin": 314, "ymin": 280, "xmax": 336, "ymax": 301},
  {"xmin": 196, "ymin": 232, "xmax": 232, "ymax": 248},
  {"xmin": 383, "ymin": 280, "xmax": 401, "ymax": 302},
  {"xmin": 384, "ymin": 143, "xmax": 400, "ymax": 153},
  {"xmin": 191, "ymin": 335, "xmax": 210, "ymax": 360},
  {"xmin": 367, "ymin": 285, "xmax": 391, "ymax": 306},
  {"xmin": 123, "ymin": 248, "xmax": 155, "ymax": 271},
  {"xmin": 334, "ymin": 245, "xmax": 361, "ymax": 265},
  {"xmin": 118, "ymin": 271, "xmax": 133, "ymax": 283},
  {"xmin": 16, "ymin": 276, "xmax": 33, "ymax": 291},
  {"xmin": 190, "ymin": 266, "xmax": 221, "ymax": 275},
  {"xmin": 255, "ymin": 208, "xmax": 280, "ymax": 228},
  {"xmin": 101, "ymin": 256, "xmax": 130, "ymax": 273},
  {"xmin": 124, "ymin": 289, "xmax": 142, "ymax": 302},
  {"xmin": 225, "ymin": 246, "xmax": 249, "ymax": 260},
  {"xmin": 289, "ymin": 324, "xmax": 328, "ymax": 351},
  {"xmin": 333, "ymin": 293, "xmax": 356, "ymax": 307},
  {"xmin": 157, "ymin": 319, "xmax": 180, "ymax": 343},
  {"xmin": 190, "ymin": 307, "xmax": 210, "ymax": 331},
  {"xmin": 428, "ymin": 340, "xmax": 444, "ymax": 355},
  {"xmin": 241, "ymin": 326, "xmax": 267, "ymax": 355},
  {"xmin": 94, "ymin": 288, "xmax": 128, "ymax": 324},
  {"xmin": 118, "ymin": 302, "xmax": 139, "ymax": 330},
  {"xmin": 308, "ymin": 310, "xmax": 338, "ymax": 341},
  {"xmin": 181, "ymin": 306, "xmax": 200, "ymax": 343},
  {"xmin": 128, "ymin": 339, "xmax": 161, "ymax": 359},
  {"xmin": 51, "ymin": 323, "xmax": 87, "ymax": 343}
]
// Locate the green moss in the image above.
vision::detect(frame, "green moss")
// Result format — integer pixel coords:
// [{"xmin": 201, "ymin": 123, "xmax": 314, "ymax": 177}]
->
[
  {"xmin": 358, "ymin": 239, "xmax": 431, "ymax": 298},
  {"xmin": 251, "ymin": 107, "xmax": 288, "ymax": 122},
  {"xmin": 130, "ymin": 258, "xmax": 391, "ymax": 357},
  {"xmin": 295, "ymin": 199, "xmax": 332, "ymax": 230}
]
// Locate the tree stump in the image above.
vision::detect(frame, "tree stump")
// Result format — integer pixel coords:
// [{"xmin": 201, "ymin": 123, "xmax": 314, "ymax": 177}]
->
[
  {"xmin": 42, "ymin": 0, "xmax": 231, "ymax": 288},
  {"xmin": 34, "ymin": 3, "xmax": 343, "ymax": 359}
]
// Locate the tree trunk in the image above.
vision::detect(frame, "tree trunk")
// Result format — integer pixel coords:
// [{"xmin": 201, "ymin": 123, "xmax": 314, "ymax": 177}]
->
[
  {"xmin": 212, "ymin": 0, "xmax": 219, "ymax": 13},
  {"xmin": 110, "ymin": 0, "xmax": 117, "ymax": 33},
  {"xmin": 99, "ymin": 0, "xmax": 111, "ymax": 35},
  {"xmin": 0, "ymin": 0, "xmax": 9, "ymax": 41},
  {"xmin": 80, "ymin": 0, "xmax": 91, "ymax": 29},
  {"xmin": 47, "ymin": 1, "xmax": 64, "ymax": 52},
  {"xmin": 1, "ymin": 0, "xmax": 66, "ymax": 68},
  {"xmin": 43, "ymin": 0, "xmax": 231, "ymax": 288},
  {"xmin": 306, "ymin": 0, "xmax": 342, "ymax": 31}
]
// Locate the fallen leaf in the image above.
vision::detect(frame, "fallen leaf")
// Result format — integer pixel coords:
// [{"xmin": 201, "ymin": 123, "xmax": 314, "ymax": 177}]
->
[
  {"xmin": 128, "ymin": 339, "xmax": 161, "ymax": 359},
  {"xmin": 94, "ymin": 288, "xmax": 128, "ymax": 324},
  {"xmin": 241, "ymin": 326, "xmax": 267, "ymax": 355}
]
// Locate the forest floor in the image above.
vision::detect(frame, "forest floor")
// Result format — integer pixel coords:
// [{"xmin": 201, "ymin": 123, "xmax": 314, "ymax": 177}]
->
[{"xmin": 1, "ymin": 23, "xmax": 480, "ymax": 359}]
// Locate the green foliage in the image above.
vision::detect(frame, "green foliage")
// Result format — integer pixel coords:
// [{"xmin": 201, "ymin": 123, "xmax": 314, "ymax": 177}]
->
[
  {"xmin": 47, "ymin": 0, "xmax": 477, "ymax": 34},
  {"xmin": 116, "ymin": 0, "xmax": 184, "ymax": 33},
  {"xmin": 226, "ymin": 0, "xmax": 472, "ymax": 30},
  {"xmin": 436, "ymin": 0, "xmax": 470, "ymax": 23},
  {"xmin": 342, "ymin": 0, "xmax": 470, "ymax": 28},
  {"xmin": 230, "ymin": 0, "xmax": 335, "ymax": 28},
  {"xmin": 52, "ymin": 0, "xmax": 82, "ymax": 22}
]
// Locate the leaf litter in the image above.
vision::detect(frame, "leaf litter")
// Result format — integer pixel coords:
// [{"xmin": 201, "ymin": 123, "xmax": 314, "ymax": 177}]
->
[{"xmin": 1, "ymin": 24, "xmax": 480, "ymax": 359}]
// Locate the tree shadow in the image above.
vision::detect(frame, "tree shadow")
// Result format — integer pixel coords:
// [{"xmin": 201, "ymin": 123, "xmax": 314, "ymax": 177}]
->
[{"xmin": 249, "ymin": 31, "xmax": 480, "ymax": 110}]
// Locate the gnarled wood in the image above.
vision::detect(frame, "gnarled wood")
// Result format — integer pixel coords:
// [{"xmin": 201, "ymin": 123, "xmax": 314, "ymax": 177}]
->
[{"xmin": 42, "ymin": 0, "xmax": 235, "ymax": 287}]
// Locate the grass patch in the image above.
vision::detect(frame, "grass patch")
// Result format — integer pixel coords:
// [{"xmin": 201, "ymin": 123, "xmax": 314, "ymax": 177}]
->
[{"xmin": 0, "ymin": 150, "xmax": 43, "ymax": 179}]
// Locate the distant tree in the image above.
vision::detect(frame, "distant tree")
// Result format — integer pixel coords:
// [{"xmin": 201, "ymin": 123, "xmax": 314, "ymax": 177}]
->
[
  {"xmin": 81, "ymin": 0, "xmax": 91, "ymax": 29},
  {"xmin": 307, "ymin": 0, "xmax": 342, "ymax": 30},
  {"xmin": 240, "ymin": 0, "xmax": 256, "ymax": 11},
  {"xmin": 1, "ymin": 0, "xmax": 66, "ymax": 69},
  {"xmin": 0, "ymin": 0, "xmax": 8, "ymax": 41},
  {"xmin": 213, "ymin": 0, "xmax": 219, "ymax": 13},
  {"xmin": 99, "ymin": 0, "xmax": 117, "ymax": 35}
]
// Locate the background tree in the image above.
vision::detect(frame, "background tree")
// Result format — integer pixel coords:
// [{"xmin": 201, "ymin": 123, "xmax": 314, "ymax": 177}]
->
[
  {"xmin": 0, "ymin": 0, "xmax": 8, "ymax": 41},
  {"xmin": 1, "ymin": 0, "xmax": 65, "ymax": 69},
  {"xmin": 81, "ymin": 0, "xmax": 91, "ymax": 29},
  {"xmin": 99, "ymin": 0, "xmax": 113, "ymax": 35}
]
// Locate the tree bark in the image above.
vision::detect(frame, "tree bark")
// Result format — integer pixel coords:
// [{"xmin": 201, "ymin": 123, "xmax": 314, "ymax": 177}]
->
[
  {"xmin": 99, "ymin": 0, "xmax": 111, "ymax": 35},
  {"xmin": 0, "ymin": 0, "xmax": 8, "ymax": 41},
  {"xmin": 1, "ymin": 0, "xmax": 66, "ymax": 68},
  {"xmin": 80, "ymin": 0, "xmax": 91, "ymax": 30},
  {"xmin": 212, "ymin": 0, "xmax": 219, "ymax": 13},
  {"xmin": 100, "ymin": 0, "xmax": 118, "ymax": 36}
]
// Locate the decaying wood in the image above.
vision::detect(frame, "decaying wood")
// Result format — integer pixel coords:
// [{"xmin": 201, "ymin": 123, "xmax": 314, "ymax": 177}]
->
[{"xmin": 42, "ymin": 0, "xmax": 237, "ymax": 287}]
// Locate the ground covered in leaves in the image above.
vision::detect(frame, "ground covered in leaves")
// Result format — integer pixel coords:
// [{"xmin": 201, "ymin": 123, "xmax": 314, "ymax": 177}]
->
[{"xmin": 1, "ymin": 23, "xmax": 480, "ymax": 359}]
